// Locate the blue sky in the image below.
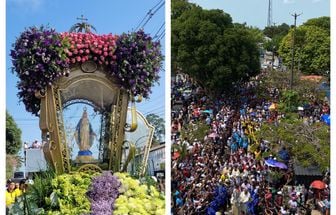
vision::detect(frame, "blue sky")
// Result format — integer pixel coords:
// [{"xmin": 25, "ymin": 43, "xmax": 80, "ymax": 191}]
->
[
  {"xmin": 190, "ymin": 0, "xmax": 330, "ymax": 29},
  {"xmin": 6, "ymin": 0, "xmax": 165, "ymax": 146}
]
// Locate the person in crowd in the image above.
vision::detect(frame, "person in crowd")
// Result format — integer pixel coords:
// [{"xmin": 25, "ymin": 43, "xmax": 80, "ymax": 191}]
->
[
  {"xmin": 6, "ymin": 179, "xmax": 18, "ymax": 210},
  {"xmin": 171, "ymin": 73, "xmax": 329, "ymax": 214},
  {"xmin": 15, "ymin": 179, "xmax": 27, "ymax": 197}
]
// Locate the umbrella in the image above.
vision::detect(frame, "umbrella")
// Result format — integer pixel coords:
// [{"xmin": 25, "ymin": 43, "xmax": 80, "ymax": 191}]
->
[
  {"xmin": 265, "ymin": 159, "xmax": 288, "ymax": 169},
  {"xmin": 310, "ymin": 180, "xmax": 326, "ymax": 190},
  {"xmin": 265, "ymin": 159, "xmax": 278, "ymax": 167},
  {"xmin": 274, "ymin": 161, "xmax": 287, "ymax": 169}
]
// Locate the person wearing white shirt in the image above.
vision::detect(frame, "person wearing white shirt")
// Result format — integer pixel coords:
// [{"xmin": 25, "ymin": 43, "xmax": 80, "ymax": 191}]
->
[{"xmin": 239, "ymin": 188, "xmax": 250, "ymax": 214}]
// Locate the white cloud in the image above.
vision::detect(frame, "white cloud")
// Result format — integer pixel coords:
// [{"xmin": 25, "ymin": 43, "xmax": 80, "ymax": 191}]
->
[
  {"xmin": 283, "ymin": 0, "xmax": 295, "ymax": 4},
  {"xmin": 8, "ymin": 0, "xmax": 43, "ymax": 11}
]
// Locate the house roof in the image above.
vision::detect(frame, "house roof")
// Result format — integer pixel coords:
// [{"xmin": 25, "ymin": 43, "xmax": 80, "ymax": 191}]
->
[{"xmin": 293, "ymin": 162, "xmax": 323, "ymax": 176}]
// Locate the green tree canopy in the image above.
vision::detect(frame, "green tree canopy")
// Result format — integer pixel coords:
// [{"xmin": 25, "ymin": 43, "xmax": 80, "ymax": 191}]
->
[
  {"xmin": 263, "ymin": 23, "xmax": 290, "ymax": 53},
  {"xmin": 279, "ymin": 17, "xmax": 330, "ymax": 76},
  {"xmin": 6, "ymin": 111, "xmax": 22, "ymax": 155},
  {"xmin": 146, "ymin": 114, "xmax": 165, "ymax": 144},
  {"xmin": 172, "ymin": 0, "xmax": 260, "ymax": 94},
  {"xmin": 263, "ymin": 23, "xmax": 290, "ymax": 39},
  {"xmin": 256, "ymin": 118, "xmax": 329, "ymax": 171}
]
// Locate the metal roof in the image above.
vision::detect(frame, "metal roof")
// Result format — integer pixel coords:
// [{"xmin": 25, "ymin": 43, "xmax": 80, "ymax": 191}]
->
[{"xmin": 293, "ymin": 162, "xmax": 323, "ymax": 176}]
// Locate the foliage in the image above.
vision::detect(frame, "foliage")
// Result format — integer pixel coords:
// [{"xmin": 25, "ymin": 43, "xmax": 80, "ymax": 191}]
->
[
  {"xmin": 9, "ymin": 193, "xmax": 45, "ymax": 215},
  {"xmin": 303, "ymin": 16, "xmax": 330, "ymax": 31},
  {"xmin": 171, "ymin": 0, "xmax": 195, "ymax": 20},
  {"xmin": 146, "ymin": 113, "xmax": 165, "ymax": 143},
  {"xmin": 45, "ymin": 172, "xmax": 97, "ymax": 214},
  {"xmin": 6, "ymin": 111, "xmax": 22, "ymax": 154},
  {"xmin": 30, "ymin": 169, "xmax": 56, "ymax": 209},
  {"xmin": 279, "ymin": 17, "xmax": 330, "ymax": 76},
  {"xmin": 263, "ymin": 23, "xmax": 290, "ymax": 39},
  {"xmin": 6, "ymin": 154, "xmax": 21, "ymax": 179},
  {"xmin": 172, "ymin": 1, "xmax": 260, "ymax": 94},
  {"xmin": 87, "ymin": 171, "xmax": 121, "ymax": 215},
  {"xmin": 278, "ymin": 90, "xmax": 300, "ymax": 113},
  {"xmin": 11, "ymin": 26, "xmax": 163, "ymax": 115},
  {"xmin": 256, "ymin": 70, "xmax": 325, "ymax": 103},
  {"xmin": 263, "ymin": 23, "xmax": 290, "ymax": 53},
  {"xmin": 9, "ymin": 168, "xmax": 56, "ymax": 214},
  {"xmin": 256, "ymin": 119, "xmax": 330, "ymax": 171},
  {"xmin": 269, "ymin": 170, "xmax": 284, "ymax": 184},
  {"xmin": 181, "ymin": 121, "xmax": 209, "ymax": 143},
  {"xmin": 114, "ymin": 172, "xmax": 165, "ymax": 215}
]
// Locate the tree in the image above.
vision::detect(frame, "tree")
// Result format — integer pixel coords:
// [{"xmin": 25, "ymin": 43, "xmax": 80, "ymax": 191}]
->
[
  {"xmin": 6, "ymin": 111, "xmax": 22, "ymax": 155},
  {"xmin": 146, "ymin": 114, "xmax": 165, "ymax": 144},
  {"xmin": 256, "ymin": 118, "xmax": 329, "ymax": 171},
  {"xmin": 279, "ymin": 17, "xmax": 330, "ymax": 76},
  {"xmin": 172, "ymin": 0, "xmax": 260, "ymax": 95},
  {"xmin": 263, "ymin": 23, "xmax": 290, "ymax": 53},
  {"xmin": 263, "ymin": 23, "xmax": 290, "ymax": 39}
]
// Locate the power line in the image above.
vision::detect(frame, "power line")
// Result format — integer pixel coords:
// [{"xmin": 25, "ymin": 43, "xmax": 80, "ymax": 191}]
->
[
  {"xmin": 153, "ymin": 22, "xmax": 165, "ymax": 39},
  {"xmin": 135, "ymin": 0, "xmax": 164, "ymax": 31}
]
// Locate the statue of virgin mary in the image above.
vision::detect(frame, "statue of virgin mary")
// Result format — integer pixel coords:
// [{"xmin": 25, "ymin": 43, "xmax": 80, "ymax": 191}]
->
[{"xmin": 74, "ymin": 107, "xmax": 96, "ymax": 159}]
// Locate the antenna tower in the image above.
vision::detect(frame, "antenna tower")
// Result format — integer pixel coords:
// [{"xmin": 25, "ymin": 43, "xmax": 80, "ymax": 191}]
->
[{"xmin": 267, "ymin": 0, "xmax": 273, "ymax": 27}]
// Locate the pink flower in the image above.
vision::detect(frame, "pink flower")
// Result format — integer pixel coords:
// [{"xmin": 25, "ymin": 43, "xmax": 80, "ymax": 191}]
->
[
  {"xmin": 76, "ymin": 56, "xmax": 81, "ymax": 62},
  {"xmin": 71, "ymin": 58, "xmax": 76, "ymax": 64},
  {"xmin": 103, "ymin": 52, "xmax": 108, "ymax": 57},
  {"xmin": 79, "ymin": 50, "xmax": 84, "ymax": 54},
  {"xmin": 85, "ymin": 49, "xmax": 90, "ymax": 54}
]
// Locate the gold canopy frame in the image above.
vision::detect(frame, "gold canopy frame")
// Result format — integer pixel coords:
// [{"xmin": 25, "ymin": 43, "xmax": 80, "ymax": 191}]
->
[{"xmin": 38, "ymin": 61, "xmax": 138, "ymax": 174}]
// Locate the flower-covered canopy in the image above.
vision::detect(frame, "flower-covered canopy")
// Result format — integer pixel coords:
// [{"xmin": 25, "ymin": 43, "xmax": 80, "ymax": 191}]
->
[{"xmin": 10, "ymin": 26, "xmax": 163, "ymax": 115}]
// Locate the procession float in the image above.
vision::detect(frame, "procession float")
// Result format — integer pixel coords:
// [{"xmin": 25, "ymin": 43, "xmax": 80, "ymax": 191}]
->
[{"xmin": 9, "ymin": 17, "xmax": 164, "ymax": 214}]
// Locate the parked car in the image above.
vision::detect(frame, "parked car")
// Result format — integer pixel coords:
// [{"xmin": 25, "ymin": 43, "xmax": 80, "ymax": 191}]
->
[{"xmin": 11, "ymin": 171, "xmax": 27, "ymax": 183}]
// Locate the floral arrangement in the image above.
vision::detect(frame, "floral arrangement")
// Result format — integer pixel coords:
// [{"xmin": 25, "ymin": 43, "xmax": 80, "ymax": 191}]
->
[
  {"xmin": 60, "ymin": 32, "xmax": 117, "ymax": 65},
  {"xmin": 111, "ymin": 30, "xmax": 162, "ymax": 98},
  {"xmin": 10, "ymin": 26, "xmax": 70, "ymax": 115},
  {"xmin": 10, "ymin": 26, "xmax": 163, "ymax": 115},
  {"xmin": 113, "ymin": 172, "xmax": 165, "ymax": 215},
  {"xmin": 46, "ymin": 172, "xmax": 97, "ymax": 214},
  {"xmin": 8, "ymin": 171, "xmax": 165, "ymax": 214},
  {"xmin": 87, "ymin": 171, "xmax": 121, "ymax": 215}
]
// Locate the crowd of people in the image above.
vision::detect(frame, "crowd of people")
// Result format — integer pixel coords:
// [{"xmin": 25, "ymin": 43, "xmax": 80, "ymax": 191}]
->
[
  {"xmin": 24, "ymin": 140, "xmax": 44, "ymax": 150},
  {"xmin": 171, "ymin": 73, "xmax": 330, "ymax": 215},
  {"xmin": 5, "ymin": 179, "xmax": 29, "ymax": 213}
]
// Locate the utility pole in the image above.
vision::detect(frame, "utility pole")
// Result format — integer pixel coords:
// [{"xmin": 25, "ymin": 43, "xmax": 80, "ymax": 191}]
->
[
  {"xmin": 290, "ymin": 12, "xmax": 302, "ymax": 89},
  {"xmin": 272, "ymin": 22, "xmax": 277, "ymax": 68}
]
